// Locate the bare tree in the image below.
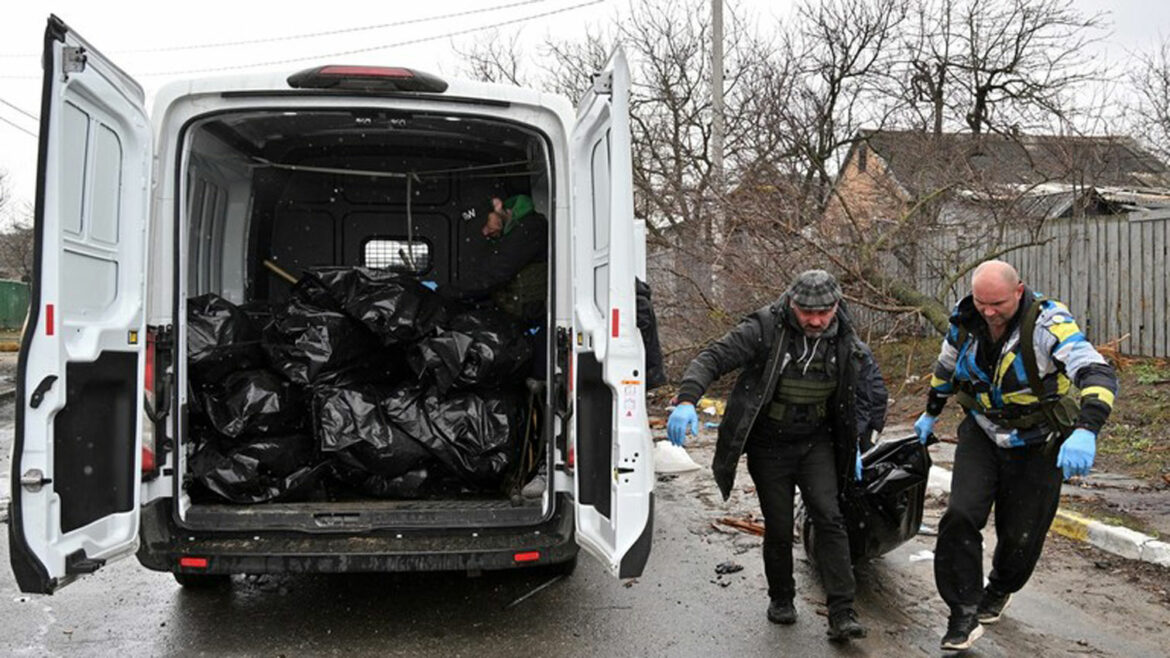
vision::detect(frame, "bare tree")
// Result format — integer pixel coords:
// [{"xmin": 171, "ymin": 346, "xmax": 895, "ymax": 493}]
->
[
  {"xmin": 1130, "ymin": 38, "xmax": 1170, "ymax": 162},
  {"xmin": 0, "ymin": 170, "xmax": 34, "ymax": 282},
  {"xmin": 0, "ymin": 221, "xmax": 34, "ymax": 282},
  {"xmin": 453, "ymin": 32, "xmax": 526, "ymax": 86},
  {"xmin": 775, "ymin": 0, "xmax": 909, "ymax": 218}
]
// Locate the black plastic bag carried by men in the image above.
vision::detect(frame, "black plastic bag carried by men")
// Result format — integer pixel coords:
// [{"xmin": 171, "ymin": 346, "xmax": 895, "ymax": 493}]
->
[
  {"xmin": 311, "ymin": 268, "xmax": 448, "ymax": 346},
  {"xmin": 189, "ymin": 433, "xmax": 324, "ymax": 504},
  {"xmin": 203, "ymin": 369, "xmax": 306, "ymax": 438},
  {"xmin": 382, "ymin": 384, "xmax": 521, "ymax": 489},
  {"xmin": 313, "ymin": 385, "xmax": 432, "ymax": 479},
  {"xmin": 407, "ymin": 310, "xmax": 533, "ymax": 393},
  {"xmin": 800, "ymin": 434, "xmax": 932, "ymax": 564},
  {"xmin": 188, "ymin": 293, "xmax": 264, "ymax": 383}
]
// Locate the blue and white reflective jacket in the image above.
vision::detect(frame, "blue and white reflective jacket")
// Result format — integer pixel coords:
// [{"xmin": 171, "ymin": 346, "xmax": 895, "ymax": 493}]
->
[{"xmin": 926, "ymin": 290, "xmax": 1117, "ymax": 448}]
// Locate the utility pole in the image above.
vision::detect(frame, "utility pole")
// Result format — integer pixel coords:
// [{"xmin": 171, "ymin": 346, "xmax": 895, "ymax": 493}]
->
[
  {"xmin": 711, "ymin": 0, "xmax": 725, "ymax": 235},
  {"xmin": 707, "ymin": 0, "xmax": 725, "ymax": 296}
]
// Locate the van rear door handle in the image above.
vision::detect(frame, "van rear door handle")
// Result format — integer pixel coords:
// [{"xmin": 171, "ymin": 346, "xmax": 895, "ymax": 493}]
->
[{"xmin": 29, "ymin": 375, "xmax": 58, "ymax": 409}]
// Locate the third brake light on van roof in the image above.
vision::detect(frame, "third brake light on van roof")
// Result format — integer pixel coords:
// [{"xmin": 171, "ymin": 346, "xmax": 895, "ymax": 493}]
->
[{"xmin": 287, "ymin": 65, "xmax": 449, "ymax": 93}]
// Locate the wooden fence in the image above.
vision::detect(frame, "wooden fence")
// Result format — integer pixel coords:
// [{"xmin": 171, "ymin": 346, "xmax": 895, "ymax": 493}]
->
[{"xmin": 853, "ymin": 210, "xmax": 1170, "ymax": 357}]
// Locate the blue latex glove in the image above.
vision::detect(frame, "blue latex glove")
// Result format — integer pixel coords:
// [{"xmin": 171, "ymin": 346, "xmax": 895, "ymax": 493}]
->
[
  {"xmin": 914, "ymin": 413, "xmax": 936, "ymax": 444},
  {"xmin": 854, "ymin": 449, "xmax": 863, "ymax": 482},
  {"xmin": 420, "ymin": 280, "xmax": 439, "ymax": 291},
  {"xmin": 667, "ymin": 403, "xmax": 700, "ymax": 446},
  {"xmin": 1057, "ymin": 428, "xmax": 1096, "ymax": 480}
]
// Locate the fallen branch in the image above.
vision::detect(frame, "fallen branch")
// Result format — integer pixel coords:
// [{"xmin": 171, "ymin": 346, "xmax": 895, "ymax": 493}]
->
[{"xmin": 717, "ymin": 516, "xmax": 765, "ymax": 536}]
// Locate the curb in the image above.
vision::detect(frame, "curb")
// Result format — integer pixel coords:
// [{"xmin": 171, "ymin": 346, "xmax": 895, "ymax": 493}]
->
[
  {"xmin": 0, "ymin": 388, "xmax": 16, "ymax": 402},
  {"xmin": 927, "ymin": 465, "xmax": 1170, "ymax": 568}
]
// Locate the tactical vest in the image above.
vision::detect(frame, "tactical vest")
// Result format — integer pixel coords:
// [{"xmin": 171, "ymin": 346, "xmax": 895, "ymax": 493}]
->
[
  {"xmin": 953, "ymin": 295, "xmax": 1080, "ymax": 433},
  {"xmin": 766, "ymin": 342, "xmax": 838, "ymax": 434}
]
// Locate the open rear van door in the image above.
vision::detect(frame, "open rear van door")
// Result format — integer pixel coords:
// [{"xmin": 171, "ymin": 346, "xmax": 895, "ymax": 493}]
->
[
  {"xmin": 568, "ymin": 47, "xmax": 654, "ymax": 579},
  {"xmin": 9, "ymin": 15, "xmax": 151, "ymax": 594}
]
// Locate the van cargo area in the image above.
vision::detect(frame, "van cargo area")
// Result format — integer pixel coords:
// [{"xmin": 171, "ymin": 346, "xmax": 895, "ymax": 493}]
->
[{"xmin": 173, "ymin": 108, "xmax": 555, "ymax": 532}]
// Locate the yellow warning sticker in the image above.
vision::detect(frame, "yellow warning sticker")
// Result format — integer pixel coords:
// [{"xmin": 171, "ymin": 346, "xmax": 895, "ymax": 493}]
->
[{"xmin": 128, "ymin": 330, "xmax": 139, "ymax": 345}]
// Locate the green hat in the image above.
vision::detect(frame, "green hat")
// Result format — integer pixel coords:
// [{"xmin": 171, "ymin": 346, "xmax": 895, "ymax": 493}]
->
[{"xmin": 501, "ymin": 194, "xmax": 534, "ymax": 235}]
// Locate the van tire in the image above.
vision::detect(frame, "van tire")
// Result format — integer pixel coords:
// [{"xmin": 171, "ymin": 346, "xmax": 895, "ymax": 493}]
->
[{"xmin": 173, "ymin": 572, "xmax": 231, "ymax": 589}]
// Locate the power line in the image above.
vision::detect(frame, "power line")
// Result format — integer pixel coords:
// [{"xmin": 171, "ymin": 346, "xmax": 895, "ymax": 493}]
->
[
  {"xmin": 138, "ymin": 0, "xmax": 605, "ymax": 77},
  {"xmin": 0, "ymin": 97, "xmax": 37, "ymax": 121},
  {"xmin": 0, "ymin": 0, "xmax": 555, "ymax": 58},
  {"xmin": 0, "ymin": 114, "xmax": 37, "ymax": 138}
]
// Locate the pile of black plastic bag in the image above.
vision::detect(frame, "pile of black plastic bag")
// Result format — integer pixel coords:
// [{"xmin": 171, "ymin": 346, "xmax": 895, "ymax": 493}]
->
[{"xmin": 186, "ymin": 267, "xmax": 539, "ymax": 504}]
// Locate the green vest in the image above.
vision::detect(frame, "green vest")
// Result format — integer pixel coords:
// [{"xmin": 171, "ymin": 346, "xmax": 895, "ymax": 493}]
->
[{"xmin": 766, "ymin": 341, "xmax": 838, "ymax": 434}]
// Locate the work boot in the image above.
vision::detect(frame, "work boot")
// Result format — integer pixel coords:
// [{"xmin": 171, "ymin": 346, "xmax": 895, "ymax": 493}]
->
[
  {"xmin": 826, "ymin": 609, "xmax": 866, "ymax": 641},
  {"xmin": 940, "ymin": 614, "xmax": 983, "ymax": 651},
  {"xmin": 977, "ymin": 588, "xmax": 1013, "ymax": 624},
  {"xmin": 767, "ymin": 599, "xmax": 796, "ymax": 625}
]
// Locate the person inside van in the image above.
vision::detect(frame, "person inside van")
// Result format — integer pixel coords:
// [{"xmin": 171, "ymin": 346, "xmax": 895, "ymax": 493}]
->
[{"xmin": 446, "ymin": 191, "xmax": 548, "ymax": 323}]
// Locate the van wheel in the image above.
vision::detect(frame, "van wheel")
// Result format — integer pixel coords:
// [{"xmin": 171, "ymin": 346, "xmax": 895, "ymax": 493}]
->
[{"xmin": 173, "ymin": 572, "xmax": 231, "ymax": 589}]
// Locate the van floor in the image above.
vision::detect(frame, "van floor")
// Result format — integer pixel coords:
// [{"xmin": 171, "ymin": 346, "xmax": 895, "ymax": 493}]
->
[{"xmin": 182, "ymin": 496, "xmax": 546, "ymax": 532}]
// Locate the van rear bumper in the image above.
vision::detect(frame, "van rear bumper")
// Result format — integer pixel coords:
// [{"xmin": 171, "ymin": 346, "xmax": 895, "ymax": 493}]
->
[{"xmin": 136, "ymin": 495, "xmax": 577, "ymax": 575}]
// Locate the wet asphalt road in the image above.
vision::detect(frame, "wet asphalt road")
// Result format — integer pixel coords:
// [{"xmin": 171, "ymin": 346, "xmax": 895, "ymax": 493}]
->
[{"xmin": 4, "ymin": 412, "xmax": 1170, "ymax": 656}]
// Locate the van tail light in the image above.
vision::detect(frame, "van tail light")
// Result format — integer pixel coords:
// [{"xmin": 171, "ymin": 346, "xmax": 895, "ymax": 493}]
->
[
  {"xmin": 145, "ymin": 328, "xmax": 157, "ymax": 410},
  {"xmin": 513, "ymin": 551, "xmax": 541, "ymax": 564},
  {"xmin": 287, "ymin": 65, "xmax": 448, "ymax": 93},
  {"xmin": 178, "ymin": 557, "xmax": 208, "ymax": 569},
  {"xmin": 142, "ymin": 325, "xmax": 173, "ymax": 479}
]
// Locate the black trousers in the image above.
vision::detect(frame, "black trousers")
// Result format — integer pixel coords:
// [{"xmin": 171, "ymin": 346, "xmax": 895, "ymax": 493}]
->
[
  {"xmin": 935, "ymin": 415, "xmax": 1064, "ymax": 616},
  {"xmin": 746, "ymin": 430, "xmax": 855, "ymax": 615}
]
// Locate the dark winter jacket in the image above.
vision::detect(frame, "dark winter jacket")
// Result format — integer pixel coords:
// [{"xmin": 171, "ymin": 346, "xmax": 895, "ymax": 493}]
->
[
  {"xmin": 855, "ymin": 341, "xmax": 889, "ymax": 447},
  {"xmin": 635, "ymin": 278, "xmax": 667, "ymax": 390},
  {"xmin": 676, "ymin": 294, "xmax": 886, "ymax": 500}
]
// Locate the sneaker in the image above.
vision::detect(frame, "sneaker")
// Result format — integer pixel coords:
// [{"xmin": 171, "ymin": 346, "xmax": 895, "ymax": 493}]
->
[
  {"xmin": 977, "ymin": 588, "xmax": 1012, "ymax": 624},
  {"xmin": 767, "ymin": 599, "xmax": 796, "ymax": 625},
  {"xmin": 941, "ymin": 614, "xmax": 983, "ymax": 651},
  {"xmin": 826, "ymin": 609, "xmax": 866, "ymax": 641}
]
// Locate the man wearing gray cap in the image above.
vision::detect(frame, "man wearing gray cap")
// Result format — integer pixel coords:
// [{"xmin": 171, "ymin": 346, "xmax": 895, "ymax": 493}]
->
[{"xmin": 668, "ymin": 270, "xmax": 888, "ymax": 642}]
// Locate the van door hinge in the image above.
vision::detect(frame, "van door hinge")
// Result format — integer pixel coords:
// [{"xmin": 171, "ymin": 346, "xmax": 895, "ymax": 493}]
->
[
  {"xmin": 20, "ymin": 469, "xmax": 51, "ymax": 492},
  {"xmin": 591, "ymin": 71, "xmax": 613, "ymax": 95},
  {"xmin": 62, "ymin": 47, "xmax": 87, "ymax": 76}
]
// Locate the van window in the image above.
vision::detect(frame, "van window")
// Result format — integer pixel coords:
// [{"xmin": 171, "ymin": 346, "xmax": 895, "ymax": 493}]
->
[
  {"xmin": 61, "ymin": 102, "xmax": 89, "ymax": 235},
  {"xmin": 91, "ymin": 123, "xmax": 123, "ymax": 244},
  {"xmin": 363, "ymin": 238, "xmax": 431, "ymax": 273},
  {"xmin": 591, "ymin": 132, "xmax": 611, "ymax": 315}
]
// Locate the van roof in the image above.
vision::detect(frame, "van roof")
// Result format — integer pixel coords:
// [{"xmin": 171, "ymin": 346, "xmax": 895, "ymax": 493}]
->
[{"xmin": 151, "ymin": 69, "xmax": 575, "ymax": 120}]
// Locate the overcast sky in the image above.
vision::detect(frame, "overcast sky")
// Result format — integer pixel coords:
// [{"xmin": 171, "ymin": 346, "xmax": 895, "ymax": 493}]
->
[{"xmin": 0, "ymin": 0, "xmax": 1166, "ymax": 214}]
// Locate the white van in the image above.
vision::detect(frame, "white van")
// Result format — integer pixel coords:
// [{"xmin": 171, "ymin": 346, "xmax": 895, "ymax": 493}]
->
[{"xmin": 9, "ymin": 16, "xmax": 654, "ymax": 593}]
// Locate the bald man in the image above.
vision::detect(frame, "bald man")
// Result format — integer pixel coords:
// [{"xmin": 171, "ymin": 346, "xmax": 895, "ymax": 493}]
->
[{"xmin": 915, "ymin": 260, "xmax": 1118, "ymax": 651}]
